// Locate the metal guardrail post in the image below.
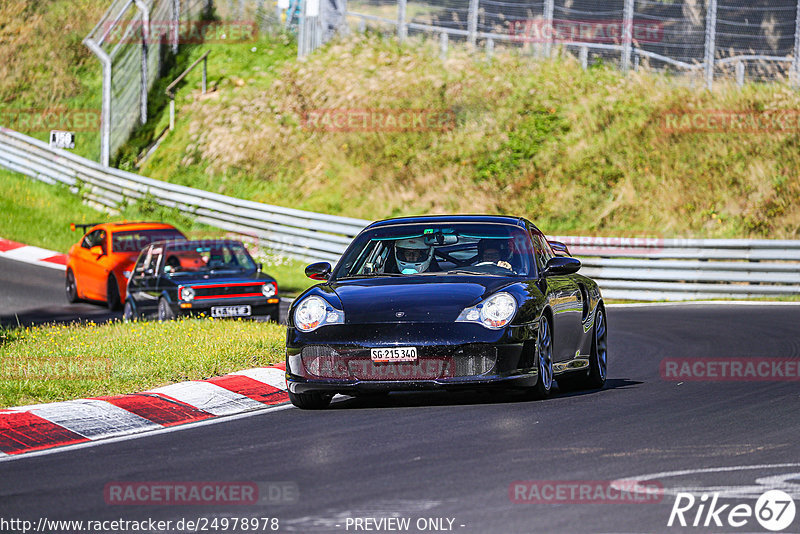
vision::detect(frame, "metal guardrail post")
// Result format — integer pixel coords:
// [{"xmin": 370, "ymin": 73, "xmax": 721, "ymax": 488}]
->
[
  {"xmin": 736, "ymin": 61, "xmax": 744, "ymax": 87},
  {"xmin": 486, "ymin": 37, "xmax": 494, "ymax": 60},
  {"xmin": 83, "ymin": 38, "xmax": 112, "ymax": 167},
  {"xmin": 580, "ymin": 46, "xmax": 588, "ymax": 69},
  {"xmin": 467, "ymin": 0, "xmax": 479, "ymax": 48},
  {"xmin": 133, "ymin": 0, "xmax": 150, "ymax": 125},
  {"xmin": 704, "ymin": 0, "xmax": 718, "ymax": 91},
  {"xmin": 166, "ymin": 51, "xmax": 211, "ymax": 131},
  {"xmin": 793, "ymin": 0, "xmax": 800, "ymax": 88},
  {"xmin": 397, "ymin": 0, "xmax": 407, "ymax": 42},
  {"xmin": 543, "ymin": 0, "xmax": 554, "ymax": 58},
  {"xmin": 172, "ymin": 0, "xmax": 180, "ymax": 55},
  {"xmin": 621, "ymin": 0, "xmax": 634, "ymax": 71},
  {"xmin": 440, "ymin": 32, "xmax": 448, "ymax": 60}
]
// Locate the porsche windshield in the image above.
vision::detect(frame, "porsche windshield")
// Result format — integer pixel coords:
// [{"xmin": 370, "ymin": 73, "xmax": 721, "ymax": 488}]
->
[
  {"xmin": 162, "ymin": 241, "xmax": 257, "ymax": 274},
  {"xmin": 335, "ymin": 223, "xmax": 534, "ymax": 278}
]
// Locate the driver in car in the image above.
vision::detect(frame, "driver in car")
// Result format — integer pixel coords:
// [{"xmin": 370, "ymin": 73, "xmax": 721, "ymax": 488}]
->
[
  {"xmin": 395, "ymin": 238, "xmax": 436, "ymax": 274},
  {"xmin": 476, "ymin": 239, "xmax": 513, "ymax": 270}
]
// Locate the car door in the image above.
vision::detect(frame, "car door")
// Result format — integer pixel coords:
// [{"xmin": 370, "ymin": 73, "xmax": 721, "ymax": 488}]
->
[
  {"xmin": 131, "ymin": 246, "xmax": 162, "ymax": 315},
  {"xmin": 126, "ymin": 248, "xmax": 150, "ymax": 310},
  {"xmin": 74, "ymin": 229, "xmax": 107, "ymax": 300},
  {"xmin": 534, "ymin": 230, "xmax": 583, "ymax": 363}
]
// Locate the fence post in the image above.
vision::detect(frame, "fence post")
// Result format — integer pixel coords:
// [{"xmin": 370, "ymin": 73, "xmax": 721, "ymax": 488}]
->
[
  {"xmin": 133, "ymin": 0, "xmax": 150, "ymax": 125},
  {"xmin": 486, "ymin": 37, "xmax": 494, "ymax": 60},
  {"xmin": 793, "ymin": 0, "xmax": 800, "ymax": 88},
  {"xmin": 580, "ymin": 45, "xmax": 588, "ymax": 69},
  {"xmin": 468, "ymin": 0, "xmax": 479, "ymax": 47},
  {"xmin": 543, "ymin": 0, "xmax": 554, "ymax": 57},
  {"xmin": 83, "ymin": 38, "xmax": 112, "ymax": 166},
  {"xmin": 704, "ymin": 0, "xmax": 717, "ymax": 91},
  {"xmin": 397, "ymin": 0, "xmax": 407, "ymax": 42},
  {"xmin": 172, "ymin": 0, "xmax": 180, "ymax": 55},
  {"xmin": 736, "ymin": 60, "xmax": 744, "ymax": 87},
  {"xmin": 621, "ymin": 0, "xmax": 634, "ymax": 71},
  {"xmin": 440, "ymin": 31, "xmax": 448, "ymax": 60}
]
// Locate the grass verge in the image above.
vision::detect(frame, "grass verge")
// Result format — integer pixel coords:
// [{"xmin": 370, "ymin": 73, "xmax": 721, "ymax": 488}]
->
[{"xmin": 0, "ymin": 317, "xmax": 286, "ymax": 408}]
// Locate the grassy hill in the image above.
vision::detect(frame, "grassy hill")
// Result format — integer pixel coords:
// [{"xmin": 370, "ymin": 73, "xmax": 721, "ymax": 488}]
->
[
  {"xmin": 2, "ymin": 0, "xmax": 799, "ymax": 240},
  {"xmin": 129, "ymin": 34, "xmax": 800, "ymax": 239}
]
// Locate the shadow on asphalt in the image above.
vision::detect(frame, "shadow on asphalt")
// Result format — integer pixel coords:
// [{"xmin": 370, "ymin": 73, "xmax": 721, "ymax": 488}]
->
[{"xmin": 329, "ymin": 378, "xmax": 643, "ymax": 410}]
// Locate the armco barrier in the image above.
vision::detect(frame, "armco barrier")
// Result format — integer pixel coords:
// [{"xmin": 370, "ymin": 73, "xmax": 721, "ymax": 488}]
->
[
  {"xmin": 1, "ymin": 128, "xmax": 799, "ymax": 301},
  {"xmin": 553, "ymin": 236, "xmax": 800, "ymax": 301},
  {"xmin": 0, "ymin": 129, "xmax": 367, "ymax": 263}
]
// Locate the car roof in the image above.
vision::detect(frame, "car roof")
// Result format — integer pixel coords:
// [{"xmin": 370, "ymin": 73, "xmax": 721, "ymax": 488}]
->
[
  {"xmin": 365, "ymin": 214, "xmax": 529, "ymax": 230},
  {"xmin": 89, "ymin": 221, "xmax": 181, "ymax": 232},
  {"xmin": 152, "ymin": 238, "xmax": 245, "ymax": 248}
]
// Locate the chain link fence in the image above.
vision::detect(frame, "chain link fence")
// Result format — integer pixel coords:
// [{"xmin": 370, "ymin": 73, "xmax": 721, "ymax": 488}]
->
[
  {"xmin": 346, "ymin": 0, "xmax": 800, "ymax": 88},
  {"xmin": 83, "ymin": 0, "xmax": 347, "ymax": 166}
]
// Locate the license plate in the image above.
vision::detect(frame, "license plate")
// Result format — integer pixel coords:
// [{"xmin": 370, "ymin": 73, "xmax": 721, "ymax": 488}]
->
[
  {"xmin": 211, "ymin": 305, "xmax": 252, "ymax": 318},
  {"xmin": 371, "ymin": 347, "xmax": 418, "ymax": 362}
]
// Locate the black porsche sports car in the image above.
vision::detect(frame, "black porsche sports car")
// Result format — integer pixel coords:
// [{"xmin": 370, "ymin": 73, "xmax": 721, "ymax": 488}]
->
[
  {"xmin": 123, "ymin": 239, "xmax": 280, "ymax": 322},
  {"xmin": 285, "ymin": 215, "xmax": 607, "ymax": 409}
]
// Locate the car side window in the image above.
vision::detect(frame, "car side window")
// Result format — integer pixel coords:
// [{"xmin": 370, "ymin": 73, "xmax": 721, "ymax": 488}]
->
[{"xmin": 81, "ymin": 230, "xmax": 104, "ymax": 249}]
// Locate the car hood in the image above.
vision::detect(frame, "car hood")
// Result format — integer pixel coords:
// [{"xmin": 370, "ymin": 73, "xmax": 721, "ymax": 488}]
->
[{"xmin": 329, "ymin": 276, "xmax": 513, "ymax": 323}]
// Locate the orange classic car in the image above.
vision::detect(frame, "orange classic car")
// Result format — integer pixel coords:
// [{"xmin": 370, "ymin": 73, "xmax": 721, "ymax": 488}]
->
[{"xmin": 66, "ymin": 221, "xmax": 185, "ymax": 310}]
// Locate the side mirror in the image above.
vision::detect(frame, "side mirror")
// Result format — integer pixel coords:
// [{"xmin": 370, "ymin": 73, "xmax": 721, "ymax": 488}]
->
[
  {"xmin": 257, "ymin": 262, "xmax": 263, "ymax": 272},
  {"xmin": 548, "ymin": 240, "xmax": 572, "ymax": 257},
  {"xmin": 90, "ymin": 245, "xmax": 104, "ymax": 256},
  {"xmin": 305, "ymin": 261, "xmax": 332, "ymax": 281},
  {"xmin": 543, "ymin": 256, "xmax": 581, "ymax": 276}
]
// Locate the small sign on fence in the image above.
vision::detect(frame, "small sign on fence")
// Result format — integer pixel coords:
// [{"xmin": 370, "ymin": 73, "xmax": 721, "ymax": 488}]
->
[{"xmin": 49, "ymin": 130, "xmax": 75, "ymax": 150}]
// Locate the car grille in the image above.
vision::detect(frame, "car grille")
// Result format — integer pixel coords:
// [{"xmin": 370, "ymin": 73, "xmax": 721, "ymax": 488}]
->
[
  {"xmin": 192, "ymin": 283, "xmax": 264, "ymax": 300},
  {"xmin": 300, "ymin": 345, "xmax": 496, "ymax": 380}
]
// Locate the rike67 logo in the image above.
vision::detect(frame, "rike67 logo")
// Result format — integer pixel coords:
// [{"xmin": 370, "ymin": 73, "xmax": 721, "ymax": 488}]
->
[{"xmin": 669, "ymin": 490, "xmax": 796, "ymax": 531}]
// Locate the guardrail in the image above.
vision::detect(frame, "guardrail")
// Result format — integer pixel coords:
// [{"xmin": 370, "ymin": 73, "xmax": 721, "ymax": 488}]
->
[
  {"xmin": 1, "ymin": 128, "xmax": 798, "ymax": 301},
  {"xmin": 553, "ymin": 236, "xmax": 800, "ymax": 301},
  {"xmin": 0, "ymin": 129, "xmax": 367, "ymax": 262}
]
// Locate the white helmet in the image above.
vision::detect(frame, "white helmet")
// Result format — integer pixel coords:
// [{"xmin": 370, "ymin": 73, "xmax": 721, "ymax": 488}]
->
[{"xmin": 395, "ymin": 238, "xmax": 433, "ymax": 274}]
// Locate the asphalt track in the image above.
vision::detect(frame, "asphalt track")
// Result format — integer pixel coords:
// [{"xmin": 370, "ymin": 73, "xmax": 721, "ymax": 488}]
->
[{"xmin": 2, "ymin": 257, "xmax": 800, "ymax": 533}]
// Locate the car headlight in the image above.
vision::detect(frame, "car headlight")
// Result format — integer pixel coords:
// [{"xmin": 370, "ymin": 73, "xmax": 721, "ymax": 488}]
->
[
  {"xmin": 294, "ymin": 295, "xmax": 344, "ymax": 332},
  {"xmin": 262, "ymin": 282, "xmax": 277, "ymax": 297},
  {"xmin": 179, "ymin": 286, "xmax": 195, "ymax": 301},
  {"xmin": 457, "ymin": 292, "xmax": 517, "ymax": 329}
]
